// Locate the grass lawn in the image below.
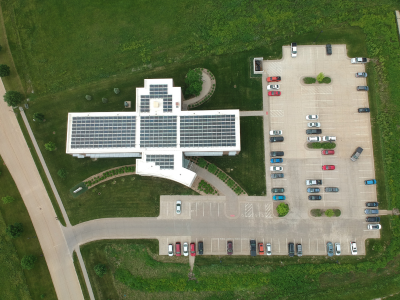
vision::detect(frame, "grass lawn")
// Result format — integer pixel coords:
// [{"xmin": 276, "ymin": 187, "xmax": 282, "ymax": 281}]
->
[
  {"xmin": 73, "ymin": 252, "xmax": 91, "ymax": 300},
  {"xmin": 0, "ymin": 156, "xmax": 57, "ymax": 299}
]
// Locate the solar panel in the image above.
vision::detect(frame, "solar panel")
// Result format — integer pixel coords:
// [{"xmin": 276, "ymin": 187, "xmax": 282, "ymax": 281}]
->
[
  {"xmin": 146, "ymin": 155, "xmax": 174, "ymax": 169},
  {"xmin": 140, "ymin": 95, "xmax": 150, "ymax": 113},
  {"xmin": 180, "ymin": 115, "xmax": 236, "ymax": 148},
  {"xmin": 70, "ymin": 116, "xmax": 136, "ymax": 149},
  {"xmin": 163, "ymin": 95, "xmax": 172, "ymax": 113},
  {"xmin": 137, "ymin": 84, "xmax": 172, "ymax": 113},
  {"xmin": 140, "ymin": 116, "xmax": 177, "ymax": 148}
]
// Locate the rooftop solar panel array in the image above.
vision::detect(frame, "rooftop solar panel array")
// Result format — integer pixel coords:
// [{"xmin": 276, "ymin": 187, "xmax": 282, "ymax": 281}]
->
[
  {"xmin": 146, "ymin": 155, "xmax": 174, "ymax": 169},
  {"xmin": 139, "ymin": 84, "xmax": 173, "ymax": 113},
  {"xmin": 149, "ymin": 84, "xmax": 168, "ymax": 97},
  {"xmin": 180, "ymin": 115, "xmax": 236, "ymax": 148},
  {"xmin": 140, "ymin": 116, "xmax": 177, "ymax": 148},
  {"xmin": 70, "ymin": 116, "xmax": 136, "ymax": 149},
  {"xmin": 140, "ymin": 96, "xmax": 150, "ymax": 113}
]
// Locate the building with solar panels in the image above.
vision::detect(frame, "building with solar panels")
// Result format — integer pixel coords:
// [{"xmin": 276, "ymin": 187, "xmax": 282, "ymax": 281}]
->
[{"xmin": 66, "ymin": 79, "xmax": 241, "ymax": 187}]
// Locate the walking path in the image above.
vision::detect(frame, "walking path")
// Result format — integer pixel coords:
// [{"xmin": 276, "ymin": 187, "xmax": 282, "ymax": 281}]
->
[
  {"xmin": 183, "ymin": 69, "xmax": 214, "ymax": 105},
  {"xmin": 240, "ymin": 111, "xmax": 264, "ymax": 117}
]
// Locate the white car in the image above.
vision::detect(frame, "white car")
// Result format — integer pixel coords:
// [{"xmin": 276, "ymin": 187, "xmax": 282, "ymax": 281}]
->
[
  {"xmin": 270, "ymin": 166, "xmax": 283, "ymax": 171},
  {"xmin": 307, "ymin": 136, "xmax": 321, "ymax": 142},
  {"xmin": 322, "ymin": 136, "xmax": 336, "ymax": 142},
  {"xmin": 291, "ymin": 42, "xmax": 297, "ymax": 58},
  {"xmin": 176, "ymin": 200, "xmax": 181, "ymax": 214},
  {"xmin": 168, "ymin": 244, "xmax": 174, "ymax": 256},
  {"xmin": 351, "ymin": 57, "xmax": 367, "ymax": 64},
  {"xmin": 266, "ymin": 243, "xmax": 272, "ymax": 256},
  {"xmin": 307, "ymin": 122, "xmax": 320, "ymax": 128},
  {"xmin": 350, "ymin": 242, "xmax": 357, "ymax": 255},
  {"xmin": 335, "ymin": 243, "xmax": 341, "ymax": 256},
  {"xmin": 183, "ymin": 242, "xmax": 189, "ymax": 256},
  {"xmin": 368, "ymin": 224, "xmax": 382, "ymax": 230},
  {"xmin": 306, "ymin": 115, "xmax": 318, "ymax": 120},
  {"xmin": 267, "ymin": 84, "xmax": 280, "ymax": 90},
  {"xmin": 269, "ymin": 130, "xmax": 282, "ymax": 136}
]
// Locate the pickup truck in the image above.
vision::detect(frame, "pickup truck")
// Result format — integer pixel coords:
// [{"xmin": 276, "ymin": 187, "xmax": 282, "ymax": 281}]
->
[
  {"xmin": 351, "ymin": 147, "xmax": 363, "ymax": 161},
  {"xmin": 250, "ymin": 240, "xmax": 257, "ymax": 256},
  {"xmin": 306, "ymin": 179, "xmax": 322, "ymax": 186}
]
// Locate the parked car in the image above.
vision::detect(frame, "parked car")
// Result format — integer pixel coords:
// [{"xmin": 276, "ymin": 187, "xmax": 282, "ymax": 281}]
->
[
  {"xmin": 176, "ymin": 242, "xmax": 181, "ymax": 256},
  {"xmin": 365, "ymin": 209, "xmax": 379, "ymax": 214},
  {"xmin": 183, "ymin": 242, "xmax": 189, "ymax": 256},
  {"xmin": 288, "ymin": 243, "xmax": 295, "ymax": 257},
  {"xmin": 297, "ymin": 244, "xmax": 302, "ymax": 257},
  {"xmin": 326, "ymin": 44, "xmax": 332, "ymax": 55},
  {"xmin": 366, "ymin": 217, "xmax": 380, "ymax": 222},
  {"xmin": 266, "ymin": 243, "xmax": 272, "ymax": 256},
  {"xmin": 258, "ymin": 243, "xmax": 264, "ymax": 255},
  {"xmin": 306, "ymin": 129, "xmax": 322, "ymax": 134},
  {"xmin": 307, "ymin": 188, "xmax": 320, "ymax": 193},
  {"xmin": 291, "ymin": 42, "xmax": 297, "ymax": 57},
  {"xmin": 270, "ymin": 166, "xmax": 283, "ymax": 171},
  {"xmin": 322, "ymin": 136, "xmax": 336, "ymax": 142},
  {"xmin": 168, "ymin": 244, "xmax": 174, "ymax": 256},
  {"xmin": 198, "ymin": 241, "xmax": 203, "ymax": 255},
  {"xmin": 306, "ymin": 179, "xmax": 322, "ymax": 185},
  {"xmin": 322, "ymin": 165, "xmax": 335, "ymax": 170},
  {"xmin": 358, "ymin": 108, "xmax": 370, "ymax": 113},
  {"xmin": 306, "ymin": 115, "xmax": 319, "ymax": 120},
  {"xmin": 351, "ymin": 147, "xmax": 363, "ymax": 161},
  {"xmin": 325, "ymin": 187, "xmax": 339, "ymax": 192},
  {"xmin": 365, "ymin": 179, "xmax": 377, "ymax": 185},
  {"xmin": 327, "ymin": 242, "xmax": 334, "ymax": 257},
  {"xmin": 273, "ymin": 195, "xmax": 286, "ymax": 201},
  {"xmin": 308, "ymin": 195, "xmax": 322, "ymax": 200},
  {"xmin": 351, "ymin": 57, "xmax": 367, "ymax": 64},
  {"xmin": 368, "ymin": 224, "xmax": 382, "ymax": 230},
  {"xmin": 350, "ymin": 242, "xmax": 357, "ymax": 255},
  {"xmin": 307, "ymin": 136, "xmax": 322, "ymax": 142},
  {"xmin": 270, "ymin": 136, "xmax": 284, "ymax": 142},
  {"xmin": 227, "ymin": 241, "xmax": 233, "ymax": 255},
  {"xmin": 271, "ymin": 188, "xmax": 285, "ymax": 193},
  {"xmin": 335, "ymin": 243, "xmax": 341, "ymax": 256},
  {"xmin": 271, "ymin": 173, "xmax": 284, "ymax": 179},
  {"xmin": 250, "ymin": 240, "xmax": 257, "ymax": 256},
  {"xmin": 176, "ymin": 200, "xmax": 182, "ymax": 214},
  {"xmin": 308, "ymin": 122, "xmax": 321, "ymax": 128},
  {"xmin": 366, "ymin": 202, "xmax": 378, "ymax": 207},
  {"xmin": 321, "ymin": 150, "xmax": 335, "ymax": 155},
  {"xmin": 270, "ymin": 158, "xmax": 283, "ymax": 163},
  {"xmin": 267, "ymin": 84, "xmax": 280, "ymax": 90},
  {"xmin": 268, "ymin": 91, "xmax": 281, "ymax": 96},
  {"xmin": 357, "ymin": 86, "xmax": 369, "ymax": 91},
  {"xmin": 355, "ymin": 72, "xmax": 368, "ymax": 77},
  {"xmin": 267, "ymin": 76, "xmax": 281, "ymax": 82},
  {"xmin": 270, "ymin": 151, "xmax": 284, "ymax": 157},
  {"xmin": 190, "ymin": 243, "xmax": 196, "ymax": 256},
  {"xmin": 269, "ymin": 130, "xmax": 283, "ymax": 136}
]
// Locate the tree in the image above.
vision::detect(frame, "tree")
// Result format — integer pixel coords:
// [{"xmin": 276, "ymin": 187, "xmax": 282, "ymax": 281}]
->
[
  {"xmin": 102, "ymin": 97, "xmax": 108, "ymax": 103},
  {"xmin": 6, "ymin": 222, "xmax": 23, "ymax": 238},
  {"xmin": 21, "ymin": 255, "xmax": 37, "ymax": 270},
  {"xmin": 185, "ymin": 69, "xmax": 203, "ymax": 97},
  {"xmin": 45, "ymin": 142, "xmax": 56, "ymax": 151},
  {"xmin": 316, "ymin": 72, "xmax": 325, "ymax": 83},
  {"xmin": 85, "ymin": 95, "xmax": 92, "ymax": 100},
  {"xmin": 114, "ymin": 88, "xmax": 120, "ymax": 94},
  {"xmin": 3, "ymin": 91, "xmax": 24, "ymax": 107},
  {"xmin": 0, "ymin": 64, "xmax": 10, "ymax": 77},
  {"xmin": 33, "ymin": 112, "xmax": 45, "ymax": 122},
  {"xmin": 276, "ymin": 203, "xmax": 289, "ymax": 217},
  {"xmin": 2, "ymin": 195, "xmax": 15, "ymax": 204},
  {"xmin": 94, "ymin": 263, "xmax": 107, "ymax": 277},
  {"xmin": 57, "ymin": 169, "xmax": 67, "ymax": 179},
  {"xmin": 325, "ymin": 209, "xmax": 335, "ymax": 217}
]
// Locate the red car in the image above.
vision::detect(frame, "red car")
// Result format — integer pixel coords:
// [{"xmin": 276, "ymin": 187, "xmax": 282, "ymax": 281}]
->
[
  {"xmin": 267, "ymin": 76, "xmax": 281, "ymax": 82},
  {"xmin": 322, "ymin": 165, "xmax": 335, "ymax": 170},
  {"xmin": 227, "ymin": 241, "xmax": 233, "ymax": 255},
  {"xmin": 190, "ymin": 243, "xmax": 196, "ymax": 256},
  {"xmin": 268, "ymin": 91, "xmax": 281, "ymax": 96},
  {"xmin": 321, "ymin": 150, "xmax": 335, "ymax": 155},
  {"xmin": 175, "ymin": 242, "xmax": 181, "ymax": 256}
]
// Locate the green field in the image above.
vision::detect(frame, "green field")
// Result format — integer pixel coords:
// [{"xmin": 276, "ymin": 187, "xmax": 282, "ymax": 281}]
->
[{"xmin": 0, "ymin": 157, "xmax": 57, "ymax": 300}]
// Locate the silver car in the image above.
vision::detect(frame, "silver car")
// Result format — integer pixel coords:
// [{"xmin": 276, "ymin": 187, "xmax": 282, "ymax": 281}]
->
[
  {"xmin": 269, "ymin": 130, "xmax": 283, "ymax": 136},
  {"xmin": 266, "ymin": 243, "xmax": 272, "ymax": 256},
  {"xmin": 306, "ymin": 115, "xmax": 319, "ymax": 120},
  {"xmin": 183, "ymin": 242, "xmax": 189, "ymax": 256},
  {"xmin": 307, "ymin": 122, "xmax": 321, "ymax": 128},
  {"xmin": 176, "ymin": 200, "xmax": 182, "ymax": 214},
  {"xmin": 327, "ymin": 242, "xmax": 334, "ymax": 257},
  {"xmin": 335, "ymin": 243, "xmax": 341, "ymax": 256}
]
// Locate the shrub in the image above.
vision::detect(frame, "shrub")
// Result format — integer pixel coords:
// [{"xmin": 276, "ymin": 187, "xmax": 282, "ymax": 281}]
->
[
  {"xmin": 114, "ymin": 88, "xmax": 120, "ymax": 94},
  {"xmin": 334, "ymin": 209, "xmax": 341, "ymax": 217},
  {"xmin": 185, "ymin": 68, "xmax": 203, "ymax": 97},
  {"xmin": 304, "ymin": 77, "xmax": 316, "ymax": 84},
  {"xmin": 307, "ymin": 142, "xmax": 336, "ymax": 149},
  {"xmin": 207, "ymin": 164, "xmax": 218, "ymax": 174},
  {"xmin": 6, "ymin": 222, "xmax": 23, "ymax": 238},
  {"xmin": 33, "ymin": 112, "xmax": 45, "ymax": 122},
  {"xmin": 0, "ymin": 64, "xmax": 10, "ymax": 77},
  {"xmin": 44, "ymin": 141, "xmax": 56, "ymax": 151},
  {"xmin": 102, "ymin": 97, "xmax": 108, "ymax": 103},
  {"xmin": 322, "ymin": 77, "xmax": 331, "ymax": 84},
  {"xmin": 2, "ymin": 195, "xmax": 15, "ymax": 204},
  {"xmin": 94, "ymin": 264, "xmax": 107, "ymax": 277},
  {"xmin": 218, "ymin": 172, "xmax": 227, "ymax": 181},
  {"xmin": 21, "ymin": 255, "xmax": 37, "ymax": 270},
  {"xmin": 316, "ymin": 72, "xmax": 325, "ymax": 83},
  {"xmin": 57, "ymin": 169, "xmax": 67, "ymax": 179},
  {"xmin": 311, "ymin": 209, "xmax": 323, "ymax": 217},
  {"xmin": 85, "ymin": 95, "xmax": 92, "ymax": 100},
  {"xmin": 198, "ymin": 180, "xmax": 215, "ymax": 194},
  {"xmin": 234, "ymin": 186, "xmax": 243, "ymax": 194},
  {"xmin": 325, "ymin": 209, "xmax": 335, "ymax": 217},
  {"xmin": 227, "ymin": 179, "xmax": 235, "ymax": 188},
  {"xmin": 277, "ymin": 203, "xmax": 289, "ymax": 217},
  {"xmin": 4, "ymin": 91, "xmax": 24, "ymax": 107}
]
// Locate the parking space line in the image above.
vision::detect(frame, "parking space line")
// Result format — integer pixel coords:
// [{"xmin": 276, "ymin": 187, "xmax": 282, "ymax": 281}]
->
[
  {"xmin": 360, "ymin": 192, "xmax": 373, "ymax": 194},
  {"xmin": 203, "ymin": 203, "xmax": 204, "ymax": 216},
  {"xmin": 279, "ymin": 239, "xmax": 281, "ymax": 253},
  {"xmin": 209, "ymin": 203, "xmax": 211, "ymax": 216},
  {"xmin": 317, "ymin": 240, "xmax": 318, "ymax": 253},
  {"xmin": 167, "ymin": 202, "xmax": 169, "ymax": 216},
  {"xmin": 218, "ymin": 203, "xmax": 220, "ymax": 216}
]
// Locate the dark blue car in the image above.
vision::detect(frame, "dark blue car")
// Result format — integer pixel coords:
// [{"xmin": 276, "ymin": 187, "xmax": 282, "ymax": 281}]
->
[{"xmin": 270, "ymin": 158, "xmax": 283, "ymax": 163}]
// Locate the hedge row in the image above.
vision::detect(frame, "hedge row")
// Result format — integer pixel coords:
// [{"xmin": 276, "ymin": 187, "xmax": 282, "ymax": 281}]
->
[
  {"xmin": 85, "ymin": 166, "xmax": 135, "ymax": 187},
  {"xmin": 307, "ymin": 142, "xmax": 336, "ymax": 149}
]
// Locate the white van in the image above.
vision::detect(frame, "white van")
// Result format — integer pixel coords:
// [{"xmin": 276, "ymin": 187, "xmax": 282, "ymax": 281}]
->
[
  {"xmin": 335, "ymin": 243, "xmax": 341, "ymax": 255},
  {"xmin": 291, "ymin": 43, "xmax": 297, "ymax": 58},
  {"xmin": 168, "ymin": 244, "xmax": 173, "ymax": 256},
  {"xmin": 322, "ymin": 136, "xmax": 336, "ymax": 142}
]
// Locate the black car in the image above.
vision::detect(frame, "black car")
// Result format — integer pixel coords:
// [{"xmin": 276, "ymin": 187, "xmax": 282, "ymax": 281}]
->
[
  {"xmin": 358, "ymin": 108, "xmax": 370, "ymax": 113},
  {"xmin": 357, "ymin": 86, "xmax": 369, "ymax": 91},
  {"xmin": 198, "ymin": 241, "xmax": 203, "ymax": 255},
  {"xmin": 306, "ymin": 129, "xmax": 322, "ymax": 135},
  {"xmin": 270, "ymin": 136, "xmax": 284, "ymax": 142},
  {"xmin": 308, "ymin": 195, "xmax": 322, "ymax": 200},
  {"xmin": 288, "ymin": 243, "xmax": 295, "ymax": 257},
  {"xmin": 325, "ymin": 187, "xmax": 339, "ymax": 193},
  {"xmin": 326, "ymin": 44, "xmax": 332, "ymax": 55},
  {"xmin": 271, "ymin": 173, "xmax": 284, "ymax": 179},
  {"xmin": 270, "ymin": 151, "xmax": 284, "ymax": 157},
  {"xmin": 366, "ymin": 202, "xmax": 379, "ymax": 207},
  {"xmin": 250, "ymin": 240, "xmax": 257, "ymax": 256},
  {"xmin": 271, "ymin": 188, "xmax": 285, "ymax": 193},
  {"xmin": 366, "ymin": 217, "xmax": 380, "ymax": 222}
]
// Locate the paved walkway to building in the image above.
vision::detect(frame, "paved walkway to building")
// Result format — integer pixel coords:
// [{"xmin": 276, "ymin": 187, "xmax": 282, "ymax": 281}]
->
[
  {"xmin": 239, "ymin": 111, "xmax": 264, "ymax": 117},
  {"xmin": 183, "ymin": 69, "xmax": 214, "ymax": 105}
]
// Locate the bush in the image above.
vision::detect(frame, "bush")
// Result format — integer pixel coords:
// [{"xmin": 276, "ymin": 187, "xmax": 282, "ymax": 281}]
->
[
  {"xmin": 114, "ymin": 88, "xmax": 120, "ymax": 94},
  {"xmin": 334, "ymin": 209, "xmax": 341, "ymax": 217},
  {"xmin": 207, "ymin": 164, "xmax": 217, "ymax": 174},
  {"xmin": 185, "ymin": 68, "xmax": 203, "ymax": 97},
  {"xmin": 198, "ymin": 180, "xmax": 215, "ymax": 194},
  {"xmin": 277, "ymin": 203, "xmax": 289, "ymax": 217},
  {"xmin": 322, "ymin": 77, "xmax": 331, "ymax": 84},
  {"xmin": 44, "ymin": 141, "xmax": 56, "ymax": 151},
  {"xmin": 303, "ymin": 77, "xmax": 316, "ymax": 84},
  {"xmin": 218, "ymin": 172, "xmax": 227, "ymax": 181},
  {"xmin": 325, "ymin": 209, "xmax": 335, "ymax": 217},
  {"xmin": 21, "ymin": 255, "xmax": 37, "ymax": 270},
  {"xmin": 2, "ymin": 195, "xmax": 15, "ymax": 204},
  {"xmin": 33, "ymin": 112, "xmax": 45, "ymax": 122},
  {"xmin": 0, "ymin": 64, "xmax": 10, "ymax": 77},
  {"xmin": 85, "ymin": 95, "xmax": 92, "ymax": 100},
  {"xmin": 311, "ymin": 209, "xmax": 323, "ymax": 217},
  {"xmin": 102, "ymin": 97, "xmax": 108, "ymax": 103},
  {"xmin": 57, "ymin": 169, "xmax": 67, "ymax": 179},
  {"xmin": 94, "ymin": 263, "xmax": 107, "ymax": 277},
  {"xmin": 316, "ymin": 72, "xmax": 325, "ymax": 83},
  {"xmin": 4, "ymin": 91, "xmax": 24, "ymax": 107},
  {"xmin": 6, "ymin": 222, "xmax": 23, "ymax": 238},
  {"xmin": 307, "ymin": 142, "xmax": 336, "ymax": 149},
  {"xmin": 227, "ymin": 179, "xmax": 235, "ymax": 188}
]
